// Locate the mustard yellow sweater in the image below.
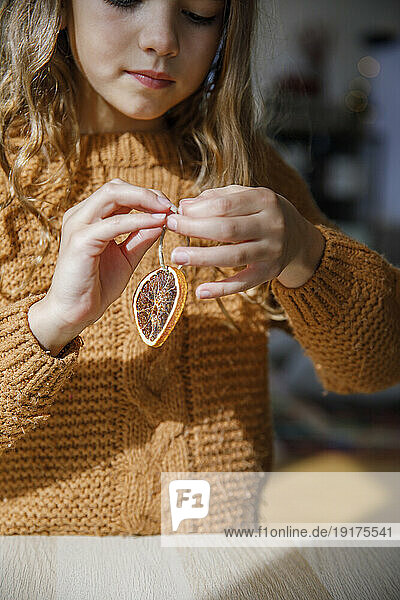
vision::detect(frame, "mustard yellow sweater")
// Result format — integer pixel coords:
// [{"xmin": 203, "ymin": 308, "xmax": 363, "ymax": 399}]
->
[{"xmin": 0, "ymin": 129, "xmax": 399, "ymax": 535}]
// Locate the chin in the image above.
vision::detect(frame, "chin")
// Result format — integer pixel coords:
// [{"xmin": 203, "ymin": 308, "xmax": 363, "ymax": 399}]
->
[{"xmin": 120, "ymin": 105, "xmax": 166, "ymax": 122}]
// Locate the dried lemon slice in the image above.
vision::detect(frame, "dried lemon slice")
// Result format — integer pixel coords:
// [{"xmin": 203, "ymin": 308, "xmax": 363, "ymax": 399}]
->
[{"xmin": 132, "ymin": 202, "xmax": 190, "ymax": 347}]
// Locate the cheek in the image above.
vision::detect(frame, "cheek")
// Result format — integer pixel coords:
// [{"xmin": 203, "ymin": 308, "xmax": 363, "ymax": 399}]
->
[
  {"xmin": 72, "ymin": 5, "xmax": 127, "ymax": 78},
  {"xmin": 180, "ymin": 31, "xmax": 222, "ymax": 87}
]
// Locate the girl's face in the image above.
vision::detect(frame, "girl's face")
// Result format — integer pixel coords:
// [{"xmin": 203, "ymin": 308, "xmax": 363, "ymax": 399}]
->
[{"xmin": 64, "ymin": 0, "xmax": 226, "ymax": 133}]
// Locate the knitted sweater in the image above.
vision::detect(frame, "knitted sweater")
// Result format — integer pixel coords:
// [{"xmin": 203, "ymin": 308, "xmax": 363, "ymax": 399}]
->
[{"xmin": 0, "ymin": 129, "xmax": 399, "ymax": 536}]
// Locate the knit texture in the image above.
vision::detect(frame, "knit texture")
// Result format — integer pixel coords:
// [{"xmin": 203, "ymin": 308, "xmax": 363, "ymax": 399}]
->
[{"xmin": 0, "ymin": 129, "xmax": 399, "ymax": 535}]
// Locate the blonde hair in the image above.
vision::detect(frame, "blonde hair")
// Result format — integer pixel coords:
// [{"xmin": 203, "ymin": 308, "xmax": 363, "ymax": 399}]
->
[{"xmin": 0, "ymin": 0, "xmax": 287, "ymax": 328}]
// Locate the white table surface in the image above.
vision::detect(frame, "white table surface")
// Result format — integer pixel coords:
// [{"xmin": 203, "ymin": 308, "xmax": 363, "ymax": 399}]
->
[{"xmin": 1, "ymin": 536, "xmax": 399, "ymax": 599}]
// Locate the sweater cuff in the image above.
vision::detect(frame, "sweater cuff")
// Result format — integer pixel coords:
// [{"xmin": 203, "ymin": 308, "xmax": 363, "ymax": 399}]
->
[
  {"xmin": 270, "ymin": 224, "xmax": 395, "ymax": 329},
  {"xmin": 0, "ymin": 292, "xmax": 83, "ymax": 402}
]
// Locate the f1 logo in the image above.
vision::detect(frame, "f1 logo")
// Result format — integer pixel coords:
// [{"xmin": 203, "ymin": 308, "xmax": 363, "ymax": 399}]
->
[{"xmin": 169, "ymin": 479, "xmax": 210, "ymax": 532}]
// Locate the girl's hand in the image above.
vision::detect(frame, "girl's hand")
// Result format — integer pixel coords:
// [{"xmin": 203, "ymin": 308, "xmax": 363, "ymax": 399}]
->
[
  {"xmin": 167, "ymin": 185, "xmax": 326, "ymax": 299},
  {"xmin": 41, "ymin": 179, "xmax": 173, "ymax": 335}
]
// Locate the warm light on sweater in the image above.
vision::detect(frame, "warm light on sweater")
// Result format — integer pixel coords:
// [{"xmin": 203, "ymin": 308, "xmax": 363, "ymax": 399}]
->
[{"xmin": 0, "ymin": 129, "xmax": 399, "ymax": 535}]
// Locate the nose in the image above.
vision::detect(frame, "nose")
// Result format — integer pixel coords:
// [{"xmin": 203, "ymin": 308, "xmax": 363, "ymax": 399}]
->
[{"xmin": 138, "ymin": 18, "xmax": 179, "ymax": 58}]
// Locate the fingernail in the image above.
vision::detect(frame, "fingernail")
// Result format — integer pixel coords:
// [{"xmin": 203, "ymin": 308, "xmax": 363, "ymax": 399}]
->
[
  {"xmin": 198, "ymin": 289, "xmax": 211, "ymax": 299},
  {"xmin": 167, "ymin": 216, "xmax": 178, "ymax": 230},
  {"xmin": 157, "ymin": 196, "xmax": 173, "ymax": 208},
  {"xmin": 178, "ymin": 199, "xmax": 196, "ymax": 214},
  {"xmin": 171, "ymin": 250, "xmax": 189, "ymax": 264},
  {"xmin": 151, "ymin": 213, "xmax": 166, "ymax": 219}
]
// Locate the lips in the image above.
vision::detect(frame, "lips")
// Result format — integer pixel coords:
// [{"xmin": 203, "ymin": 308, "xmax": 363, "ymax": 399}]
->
[
  {"xmin": 128, "ymin": 70, "xmax": 175, "ymax": 81},
  {"xmin": 126, "ymin": 71, "xmax": 175, "ymax": 90}
]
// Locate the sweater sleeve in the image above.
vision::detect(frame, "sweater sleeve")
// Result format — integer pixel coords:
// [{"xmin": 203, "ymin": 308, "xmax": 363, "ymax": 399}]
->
[
  {"xmin": 270, "ymin": 225, "xmax": 400, "ymax": 394},
  {"xmin": 0, "ymin": 292, "xmax": 83, "ymax": 456},
  {"xmin": 262, "ymin": 138, "xmax": 400, "ymax": 394}
]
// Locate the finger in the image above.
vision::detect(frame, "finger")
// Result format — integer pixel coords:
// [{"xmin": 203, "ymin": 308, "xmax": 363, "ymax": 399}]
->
[
  {"xmin": 119, "ymin": 227, "xmax": 164, "ymax": 266},
  {"xmin": 195, "ymin": 263, "xmax": 271, "ymax": 299},
  {"xmin": 178, "ymin": 187, "xmax": 266, "ymax": 217},
  {"xmin": 75, "ymin": 212, "xmax": 167, "ymax": 254},
  {"xmin": 68, "ymin": 179, "xmax": 173, "ymax": 224},
  {"xmin": 170, "ymin": 239, "xmax": 269, "ymax": 267},
  {"xmin": 148, "ymin": 188, "xmax": 176, "ymax": 214},
  {"xmin": 179, "ymin": 186, "xmax": 239, "ymax": 208},
  {"xmin": 101, "ymin": 188, "xmax": 175, "ymax": 221},
  {"xmin": 148, "ymin": 188, "xmax": 171, "ymax": 202},
  {"xmin": 167, "ymin": 212, "xmax": 267, "ymax": 243}
]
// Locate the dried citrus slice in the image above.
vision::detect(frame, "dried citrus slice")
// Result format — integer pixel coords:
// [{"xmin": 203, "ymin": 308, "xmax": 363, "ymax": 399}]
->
[
  {"xmin": 132, "ymin": 199, "xmax": 191, "ymax": 347},
  {"xmin": 133, "ymin": 265, "xmax": 187, "ymax": 347}
]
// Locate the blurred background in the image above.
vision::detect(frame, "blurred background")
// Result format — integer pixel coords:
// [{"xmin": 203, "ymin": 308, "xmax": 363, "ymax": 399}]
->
[{"xmin": 255, "ymin": 0, "xmax": 400, "ymax": 473}]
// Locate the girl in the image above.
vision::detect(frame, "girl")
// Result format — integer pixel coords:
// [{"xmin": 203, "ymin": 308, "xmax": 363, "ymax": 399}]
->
[{"xmin": 0, "ymin": 0, "xmax": 399, "ymax": 536}]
